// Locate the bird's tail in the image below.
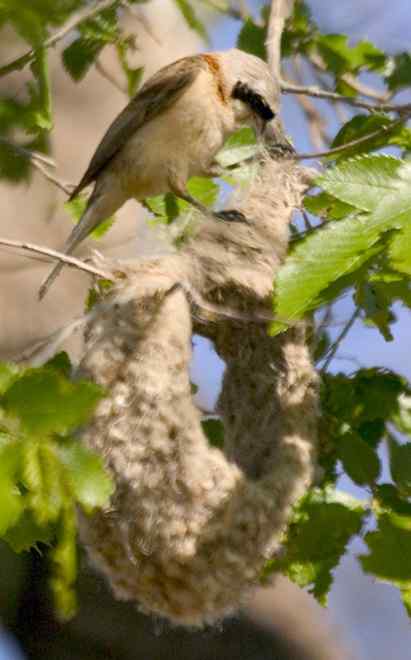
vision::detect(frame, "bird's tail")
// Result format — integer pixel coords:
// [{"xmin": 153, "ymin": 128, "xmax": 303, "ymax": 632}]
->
[{"xmin": 38, "ymin": 201, "xmax": 100, "ymax": 300}]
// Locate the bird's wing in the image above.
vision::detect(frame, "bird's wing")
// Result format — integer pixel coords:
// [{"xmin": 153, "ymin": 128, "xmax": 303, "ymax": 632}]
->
[{"xmin": 69, "ymin": 55, "xmax": 205, "ymax": 200}]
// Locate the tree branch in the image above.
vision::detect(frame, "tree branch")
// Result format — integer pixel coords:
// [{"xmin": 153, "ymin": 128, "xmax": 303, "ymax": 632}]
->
[
  {"xmin": 295, "ymin": 112, "xmax": 410, "ymax": 160},
  {"xmin": 281, "ymin": 80, "xmax": 411, "ymax": 114},
  {"xmin": 0, "ymin": 0, "xmax": 117, "ymax": 78},
  {"xmin": 0, "ymin": 238, "xmax": 112, "ymax": 280},
  {"xmin": 266, "ymin": 0, "xmax": 295, "ymax": 79},
  {"xmin": 321, "ymin": 307, "xmax": 361, "ymax": 372}
]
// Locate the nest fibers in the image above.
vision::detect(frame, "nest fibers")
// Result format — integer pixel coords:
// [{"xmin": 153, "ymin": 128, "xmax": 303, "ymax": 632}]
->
[{"xmin": 77, "ymin": 150, "xmax": 319, "ymax": 626}]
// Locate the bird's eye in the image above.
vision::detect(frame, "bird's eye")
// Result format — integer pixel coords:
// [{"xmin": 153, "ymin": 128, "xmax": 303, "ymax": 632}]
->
[{"xmin": 231, "ymin": 82, "xmax": 275, "ymax": 122}]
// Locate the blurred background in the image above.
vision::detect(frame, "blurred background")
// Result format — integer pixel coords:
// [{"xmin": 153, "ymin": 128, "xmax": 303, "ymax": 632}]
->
[{"xmin": 1, "ymin": 1, "xmax": 411, "ymax": 658}]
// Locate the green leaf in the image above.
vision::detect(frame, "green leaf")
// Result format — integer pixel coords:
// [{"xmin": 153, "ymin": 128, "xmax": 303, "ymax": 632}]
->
[
  {"xmin": 58, "ymin": 439, "xmax": 113, "ymax": 513},
  {"xmin": 64, "ymin": 195, "xmax": 115, "ymax": 238},
  {"xmin": 0, "ymin": 477, "xmax": 24, "ymax": 536},
  {"xmin": 374, "ymin": 484, "xmax": 411, "ymax": 517},
  {"xmin": 50, "ymin": 506, "xmax": 77, "ymax": 621},
  {"xmin": 359, "ymin": 513, "xmax": 411, "ymax": 617},
  {"xmin": 318, "ymin": 155, "xmax": 402, "ymax": 213},
  {"xmin": 2, "ymin": 368, "xmax": 105, "ymax": 436},
  {"xmin": 216, "ymin": 127, "xmax": 258, "ymax": 168},
  {"xmin": 304, "ymin": 191, "xmax": 356, "ymax": 220},
  {"xmin": 269, "ymin": 494, "xmax": 365, "ymax": 604},
  {"xmin": 3, "ymin": 509, "xmax": 53, "ymax": 553},
  {"xmin": 29, "ymin": 47, "xmax": 52, "ymax": 132},
  {"xmin": 174, "ymin": 0, "xmax": 207, "ymax": 41},
  {"xmin": 45, "ymin": 352, "xmax": 72, "ymax": 378},
  {"xmin": 386, "ymin": 52, "xmax": 411, "ymax": 91},
  {"xmin": 0, "ymin": 362, "xmax": 20, "ymax": 395},
  {"xmin": 22, "ymin": 441, "xmax": 64, "ymax": 524},
  {"xmin": 0, "ymin": 139, "xmax": 31, "ymax": 182},
  {"xmin": 338, "ymin": 432, "xmax": 380, "ymax": 486},
  {"xmin": 389, "ymin": 224, "xmax": 411, "ymax": 275},
  {"xmin": 272, "ymin": 156, "xmax": 411, "ymax": 331},
  {"xmin": 392, "ymin": 394, "xmax": 411, "ymax": 436},
  {"xmin": 202, "ymin": 419, "xmax": 224, "ymax": 449},
  {"xmin": 355, "ymin": 281, "xmax": 395, "ymax": 341},
  {"xmin": 388, "ymin": 435, "xmax": 411, "ymax": 497},
  {"xmin": 237, "ymin": 18, "xmax": 267, "ymax": 60},
  {"xmin": 146, "ymin": 176, "xmax": 219, "ymax": 223},
  {"xmin": 330, "ymin": 114, "xmax": 403, "ymax": 160},
  {"xmin": 316, "ymin": 34, "xmax": 386, "ymax": 76},
  {"xmin": 62, "ymin": 36, "xmax": 105, "ymax": 81}
]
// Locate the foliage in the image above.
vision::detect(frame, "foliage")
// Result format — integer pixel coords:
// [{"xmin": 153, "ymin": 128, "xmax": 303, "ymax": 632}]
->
[
  {"xmin": 0, "ymin": 355, "xmax": 112, "ymax": 619},
  {"xmin": 1, "ymin": 0, "xmax": 411, "ymax": 624}
]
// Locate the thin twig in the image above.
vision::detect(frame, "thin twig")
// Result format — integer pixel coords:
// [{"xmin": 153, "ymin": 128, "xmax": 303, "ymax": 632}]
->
[
  {"xmin": 294, "ymin": 112, "xmax": 410, "ymax": 160},
  {"xmin": 0, "ymin": 0, "xmax": 117, "ymax": 78},
  {"xmin": 266, "ymin": 0, "xmax": 295, "ymax": 79},
  {"xmin": 281, "ymin": 80, "xmax": 411, "ymax": 114},
  {"xmin": 0, "ymin": 238, "xmax": 113, "ymax": 280},
  {"xmin": 321, "ymin": 307, "xmax": 361, "ymax": 372},
  {"xmin": 0, "ymin": 137, "xmax": 74, "ymax": 194}
]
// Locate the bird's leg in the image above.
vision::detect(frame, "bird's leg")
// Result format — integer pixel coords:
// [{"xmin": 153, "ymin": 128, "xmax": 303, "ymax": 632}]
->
[{"xmin": 169, "ymin": 180, "xmax": 248, "ymax": 224}]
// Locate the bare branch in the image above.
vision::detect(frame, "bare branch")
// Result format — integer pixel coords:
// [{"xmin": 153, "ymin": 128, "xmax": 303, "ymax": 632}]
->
[
  {"xmin": 281, "ymin": 80, "xmax": 411, "ymax": 114},
  {"xmin": 294, "ymin": 112, "xmax": 410, "ymax": 160},
  {"xmin": 266, "ymin": 0, "xmax": 295, "ymax": 79},
  {"xmin": 0, "ymin": 0, "xmax": 117, "ymax": 78},
  {"xmin": 321, "ymin": 307, "xmax": 361, "ymax": 372},
  {"xmin": 0, "ymin": 238, "xmax": 113, "ymax": 281},
  {"xmin": 0, "ymin": 137, "xmax": 74, "ymax": 194}
]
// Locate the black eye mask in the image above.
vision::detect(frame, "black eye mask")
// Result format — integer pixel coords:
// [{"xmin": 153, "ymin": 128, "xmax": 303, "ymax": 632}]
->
[{"xmin": 231, "ymin": 81, "xmax": 276, "ymax": 122}]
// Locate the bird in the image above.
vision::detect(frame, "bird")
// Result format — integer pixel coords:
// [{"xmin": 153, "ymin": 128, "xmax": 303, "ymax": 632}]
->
[{"xmin": 39, "ymin": 48, "xmax": 279, "ymax": 299}]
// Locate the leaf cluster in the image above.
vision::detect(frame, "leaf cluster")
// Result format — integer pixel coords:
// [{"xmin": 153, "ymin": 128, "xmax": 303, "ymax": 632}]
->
[{"xmin": 0, "ymin": 355, "xmax": 112, "ymax": 620}]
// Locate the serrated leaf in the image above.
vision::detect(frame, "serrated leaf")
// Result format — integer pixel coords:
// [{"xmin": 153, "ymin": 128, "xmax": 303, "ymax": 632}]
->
[
  {"xmin": 216, "ymin": 127, "xmax": 258, "ymax": 168},
  {"xmin": 318, "ymin": 155, "xmax": 402, "ymax": 213},
  {"xmin": 272, "ymin": 157, "xmax": 411, "ymax": 331},
  {"xmin": 174, "ymin": 0, "xmax": 207, "ymax": 41},
  {"xmin": 237, "ymin": 18, "xmax": 267, "ymax": 60},
  {"xmin": 338, "ymin": 432, "xmax": 380, "ymax": 486},
  {"xmin": 62, "ymin": 36, "xmax": 104, "ymax": 81},
  {"xmin": 388, "ymin": 436, "xmax": 411, "ymax": 497},
  {"xmin": 0, "ymin": 139, "xmax": 31, "ymax": 182},
  {"xmin": 392, "ymin": 394, "xmax": 411, "ymax": 436},
  {"xmin": 58, "ymin": 439, "xmax": 113, "ymax": 513},
  {"xmin": 269, "ymin": 497, "xmax": 365, "ymax": 604},
  {"xmin": 359, "ymin": 513, "xmax": 411, "ymax": 597},
  {"xmin": 2, "ymin": 368, "xmax": 105, "ymax": 436}
]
